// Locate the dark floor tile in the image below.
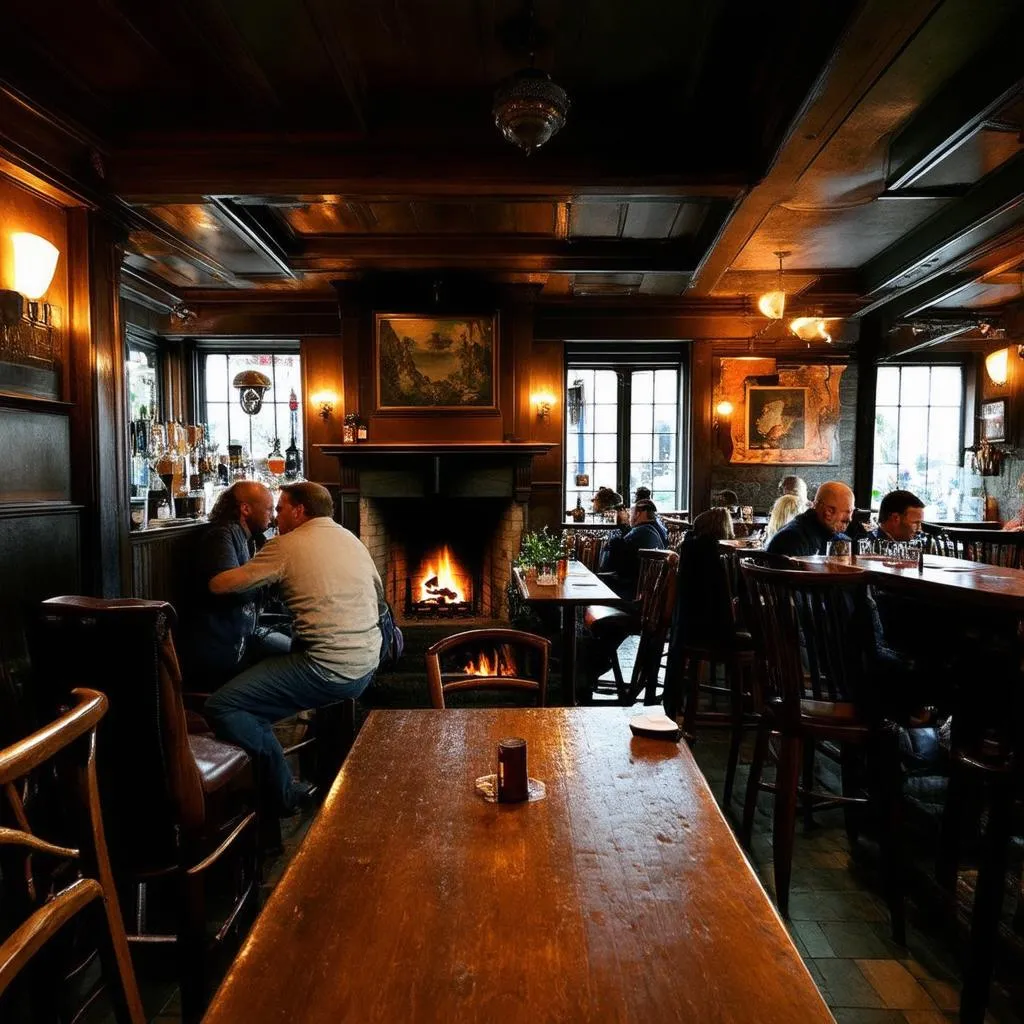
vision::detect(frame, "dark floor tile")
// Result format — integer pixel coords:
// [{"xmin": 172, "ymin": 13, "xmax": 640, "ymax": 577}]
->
[
  {"xmin": 819, "ymin": 921, "xmax": 894, "ymax": 959},
  {"xmin": 831, "ymin": 1010, "xmax": 907, "ymax": 1023},
  {"xmin": 792, "ymin": 919, "xmax": 836, "ymax": 958},
  {"xmin": 813, "ymin": 959, "xmax": 887, "ymax": 1009}
]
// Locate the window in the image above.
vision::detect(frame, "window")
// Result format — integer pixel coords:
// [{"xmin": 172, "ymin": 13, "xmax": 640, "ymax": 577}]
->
[
  {"xmin": 203, "ymin": 352, "xmax": 303, "ymax": 474},
  {"xmin": 871, "ymin": 364, "xmax": 963, "ymax": 516},
  {"xmin": 126, "ymin": 341, "xmax": 159, "ymax": 422},
  {"xmin": 565, "ymin": 365, "xmax": 682, "ymax": 511}
]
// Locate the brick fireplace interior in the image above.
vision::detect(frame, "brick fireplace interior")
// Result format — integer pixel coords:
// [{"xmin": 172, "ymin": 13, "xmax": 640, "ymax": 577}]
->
[{"xmin": 361, "ymin": 496, "xmax": 524, "ymax": 624}]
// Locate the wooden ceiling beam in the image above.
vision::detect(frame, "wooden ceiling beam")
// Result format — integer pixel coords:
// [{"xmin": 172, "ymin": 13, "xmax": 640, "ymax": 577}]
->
[
  {"xmin": 291, "ymin": 236, "xmax": 702, "ymax": 273},
  {"xmin": 106, "ymin": 143, "xmax": 747, "ymax": 202},
  {"xmin": 685, "ymin": 0, "xmax": 944, "ymax": 295},
  {"xmin": 886, "ymin": 14, "xmax": 1024, "ymax": 189},
  {"xmin": 301, "ymin": 0, "xmax": 367, "ymax": 135},
  {"xmin": 861, "ymin": 152, "xmax": 1024, "ymax": 296}
]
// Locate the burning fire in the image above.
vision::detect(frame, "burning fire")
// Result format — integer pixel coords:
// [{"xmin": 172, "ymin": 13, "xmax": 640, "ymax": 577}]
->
[
  {"xmin": 461, "ymin": 645, "xmax": 519, "ymax": 678},
  {"xmin": 419, "ymin": 545, "xmax": 466, "ymax": 605}
]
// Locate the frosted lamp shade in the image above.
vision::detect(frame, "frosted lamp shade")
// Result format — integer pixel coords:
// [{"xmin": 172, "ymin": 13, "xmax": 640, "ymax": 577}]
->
[
  {"xmin": 757, "ymin": 289, "xmax": 786, "ymax": 320},
  {"xmin": 985, "ymin": 348, "xmax": 1009, "ymax": 386},
  {"xmin": 790, "ymin": 316, "xmax": 833, "ymax": 343},
  {"xmin": 12, "ymin": 233, "xmax": 60, "ymax": 300}
]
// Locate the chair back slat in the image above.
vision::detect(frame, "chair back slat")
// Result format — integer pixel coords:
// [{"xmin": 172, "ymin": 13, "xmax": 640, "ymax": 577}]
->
[
  {"xmin": 425, "ymin": 629, "xmax": 550, "ymax": 709},
  {"xmin": 0, "ymin": 689, "xmax": 145, "ymax": 1023},
  {"xmin": 739, "ymin": 561, "xmax": 872, "ymax": 723},
  {"xmin": 623, "ymin": 550, "xmax": 679, "ymax": 705},
  {"xmin": 941, "ymin": 527, "xmax": 1024, "ymax": 568}
]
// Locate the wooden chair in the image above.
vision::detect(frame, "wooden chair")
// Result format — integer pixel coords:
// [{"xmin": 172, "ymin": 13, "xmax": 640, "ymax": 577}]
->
[
  {"xmin": 737, "ymin": 560, "xmax": 905, "ymax": 938},
  {"xmin": 616, "ymin": 549, "xmax": 678, "ymax": 706},
  {"xmin": 425, "ymin": 628, "xmax": 550, "ymax": 708},
  {"xmin": 584, "ymin": 548, "xmax": 670, "ymax": 700},
  {"xmin": 30, "ymin": 597, "xmax": 261, "ymax": 1024},
  {"xmin": 0, "ymin": 689, "xmax": 145, "ymax": 1023}
]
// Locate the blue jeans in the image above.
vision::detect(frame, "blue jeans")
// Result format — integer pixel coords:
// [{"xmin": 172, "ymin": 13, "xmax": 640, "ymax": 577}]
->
[{"xmin": 204, "ymin": 652, "xmax": 376, "ymax": 811}]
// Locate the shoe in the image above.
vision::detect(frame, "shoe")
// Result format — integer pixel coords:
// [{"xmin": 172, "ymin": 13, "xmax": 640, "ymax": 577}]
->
[{"xmin": 281, "ymin": 780, "xmax": 317, "ymax": 816}]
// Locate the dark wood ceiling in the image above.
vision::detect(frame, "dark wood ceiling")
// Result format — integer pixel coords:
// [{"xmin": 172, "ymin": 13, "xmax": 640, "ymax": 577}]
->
[{"xmin": 2, "ymin": 0, "xmax": 1023, "ymax": 351}]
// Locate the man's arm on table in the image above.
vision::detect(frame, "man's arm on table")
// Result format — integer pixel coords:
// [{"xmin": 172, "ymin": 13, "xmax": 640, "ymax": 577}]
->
[{"xmin": 209, "ymin": 541, "xmax": 285, "ymax": 594}]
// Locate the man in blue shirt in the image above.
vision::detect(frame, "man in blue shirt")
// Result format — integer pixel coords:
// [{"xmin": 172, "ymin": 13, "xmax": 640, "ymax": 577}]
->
[
  {"xmin": 601, "ymin": 498, "xmax": 666, "ymax": 598},
  {"xmin": 869, "ymin": 489, "xmax": 925, "ymax": 543},
  {"xmin": 766, "ymin": 480, "xmax": 855, "ymax": 556}
]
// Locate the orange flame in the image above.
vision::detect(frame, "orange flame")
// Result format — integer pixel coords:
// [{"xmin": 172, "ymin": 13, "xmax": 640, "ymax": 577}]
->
[
  {"xmin": 418, "ymin": 545, "xmax": 466, "ymax": 604},
  {"xmin": 462, "ymin": 645, "xmax": 518, "ymax": 678}
]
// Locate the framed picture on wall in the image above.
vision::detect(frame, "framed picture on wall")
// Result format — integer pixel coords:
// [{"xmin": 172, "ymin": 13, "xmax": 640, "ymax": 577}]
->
[
  {"xmin": 980, "ymin": 398, "xmax": 1007, "ymax": 442},
  {"xmin": 375, "ymin": 313, "xmax": 497, "ymax": 412}
]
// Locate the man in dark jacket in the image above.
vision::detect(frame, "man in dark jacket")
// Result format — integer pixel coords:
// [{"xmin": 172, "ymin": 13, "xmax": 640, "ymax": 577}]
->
[
  {"xmin": 766, "ymin": 480, "xmax": 854, "ymax": 556},
  {"xmin": 181, "ymin": 480, "xmax": 290, "ymax": 685},
  {"xmin": 601, "ymin": 498, "xmax": 666, "ymax": 599}
]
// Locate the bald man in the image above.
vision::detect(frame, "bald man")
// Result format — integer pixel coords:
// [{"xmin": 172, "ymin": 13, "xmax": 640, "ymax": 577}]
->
[
  {"xmin": 766, "ymin": 480, "xmax": 855, "ymax": 556},
  {"xmin": 181, "ymin": 480, "xmax": 290, "ymax": 685}
]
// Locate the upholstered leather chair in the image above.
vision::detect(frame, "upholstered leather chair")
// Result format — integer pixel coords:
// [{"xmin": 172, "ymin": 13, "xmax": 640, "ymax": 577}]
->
[
  {"xmin": 30, "ymin": 597, "xmax": 260, "ymax": 1024},
  {"xmin": 0, "ymin": 688, "xmax": 145, "ymax": 1023}
]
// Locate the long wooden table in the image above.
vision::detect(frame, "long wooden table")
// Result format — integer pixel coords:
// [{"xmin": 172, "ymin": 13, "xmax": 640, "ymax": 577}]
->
[
  {"xmin": 514, "ymin": 562, "xmax": 623, "ymax": 704},
  {"xmin": 204, "ymin": 708, "xmax": 833, "ymax": 1024}
]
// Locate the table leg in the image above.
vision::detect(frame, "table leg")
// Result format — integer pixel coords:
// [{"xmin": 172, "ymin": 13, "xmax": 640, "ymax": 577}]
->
[{"xmin": 562, "ymin": 607, "xmax": 579, "ymax": 706}]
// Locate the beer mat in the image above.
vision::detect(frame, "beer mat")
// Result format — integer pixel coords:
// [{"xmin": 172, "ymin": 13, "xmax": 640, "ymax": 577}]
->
[
  {"xmin": 629, "ymin": 713, "xmax": 683, "ymax": 742},
  {"xmin": 474, "ymin": 775, "xmax": 547, "ymax": 803}
]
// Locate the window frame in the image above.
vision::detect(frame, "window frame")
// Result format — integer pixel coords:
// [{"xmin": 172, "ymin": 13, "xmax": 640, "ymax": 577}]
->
[
  {"xmin": 564, "ymin": 359, "xmax": 686, "ymax": 510},
  {"xmin": 870, "ymin": 359, "xmax": 967, "ymax": 512}
]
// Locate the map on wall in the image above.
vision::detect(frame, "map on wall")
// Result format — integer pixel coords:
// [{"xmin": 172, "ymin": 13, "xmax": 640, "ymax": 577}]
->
[{"xmin": 718, "ymin": 358, "xmax": 844, "ymax": 464}]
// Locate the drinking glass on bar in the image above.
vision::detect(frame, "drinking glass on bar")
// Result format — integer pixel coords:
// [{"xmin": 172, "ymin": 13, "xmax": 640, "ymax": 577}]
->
[{"xmin": 826, "ymin": 538, "xmax": 852, "ymax": 563}]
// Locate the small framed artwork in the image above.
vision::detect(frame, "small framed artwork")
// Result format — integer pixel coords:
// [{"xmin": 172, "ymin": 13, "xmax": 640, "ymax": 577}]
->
[
  {"xmin": 980, "ymin": 398, "xmax": 1007, "ymax": 442},
  {"xmin": 575, "ymin": 473, "xmax": 590, "ymax": 487},
  {"xmin": 375, "ymin": 313, "xmax": 497, "ymax": 413}
]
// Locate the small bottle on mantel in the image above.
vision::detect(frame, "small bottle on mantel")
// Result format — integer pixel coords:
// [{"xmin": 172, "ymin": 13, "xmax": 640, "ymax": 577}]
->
[
  {"xmin": 570, "ymin": 496, "xmax": 585, "ymax": 522},
  {"xmin": 356, "ymin": 415, "xmax": 368, "ymax": 442},
  {"xmin": 342, "ymin": 414, "xmax": 357, "ymax": 444}
]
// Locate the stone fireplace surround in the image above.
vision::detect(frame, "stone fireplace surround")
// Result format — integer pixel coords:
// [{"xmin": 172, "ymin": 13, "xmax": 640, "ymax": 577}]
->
[{"xmin": 317, "ymin": 443, "xmax": 553, "ymax": 626}]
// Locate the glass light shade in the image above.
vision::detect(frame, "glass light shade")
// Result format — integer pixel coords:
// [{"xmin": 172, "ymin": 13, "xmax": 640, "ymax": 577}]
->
[
  {"xmin": 757, "ymin": 289, "xmax": 786, "ymax": 320},
  {"xmin": 11, "ymin": 233, "xmax": 60, "ymax": 300},
  {"xmin": 493, "ymin": 68, "xmax": 570, "ymax": 154},
  {"xmin": 985, "ymin": 348, "xmax": 1009, "ymax": 386},
  {"xmin": 715, "ymin": 400, "xmax": 734, "ymax": 418},
  {"xmin": 790, "ymin": 316, "xmax": 833, "ymax": 343}
]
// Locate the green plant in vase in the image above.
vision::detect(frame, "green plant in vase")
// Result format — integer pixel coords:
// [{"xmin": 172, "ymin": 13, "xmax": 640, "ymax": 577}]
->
[{"xmin": 516, "ymin": 527, "xmax": 563, "ymax": 578}]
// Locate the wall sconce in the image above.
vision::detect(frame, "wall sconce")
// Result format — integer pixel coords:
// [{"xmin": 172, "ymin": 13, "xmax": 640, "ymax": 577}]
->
[
  {"xmin": 985, "ymin": 347, "xmax": 1009, "ymax": 386},
  {"xmin": 1, "ymin": 232, "xmax": 61, "ymax": 327},
  {"xmin": 533, "ymin": 390, "xmax": 556, "ymax": 420},
  {"xmin": 311, "ymin": 390, "xmax": 337, "ymax": 420},
  {"xmin": 714, "ymin": 399, "xmax": 734, "ymax": 429}
]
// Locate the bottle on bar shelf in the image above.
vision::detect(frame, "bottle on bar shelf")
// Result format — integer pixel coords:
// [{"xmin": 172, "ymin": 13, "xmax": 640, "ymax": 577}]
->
[{"xmin": 285, "ymin": 389, "xmax": 302, "ymax": 479}]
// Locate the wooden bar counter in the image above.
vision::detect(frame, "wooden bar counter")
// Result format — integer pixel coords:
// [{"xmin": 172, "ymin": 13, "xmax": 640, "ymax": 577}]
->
[{"xmin": 204, "ymin": 708, "xmax": 833, "ymax": 1024}]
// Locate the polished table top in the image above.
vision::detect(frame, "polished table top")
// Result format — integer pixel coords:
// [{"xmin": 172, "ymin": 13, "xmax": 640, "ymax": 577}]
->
[
  {"xmin": 791, "ymin": 553, "xmax": 1024, "ymax": 610},
  {"xmin": 513, "ymin": 561, "xmax": 622, "ymax": 606},
  {"xmin": 203, "ymin": 708, "xmax": 832, "ymax": 1024}
]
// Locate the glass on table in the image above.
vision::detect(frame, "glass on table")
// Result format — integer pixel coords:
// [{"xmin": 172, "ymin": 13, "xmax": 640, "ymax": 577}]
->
[{"xmin": 826, "ymin": 538, "xmax": 852, "ymax": 563}]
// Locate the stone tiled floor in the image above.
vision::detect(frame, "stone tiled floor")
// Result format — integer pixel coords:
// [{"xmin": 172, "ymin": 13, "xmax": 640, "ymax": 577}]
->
[{"xmin": 693, "ymin": 727, "xmax": 1014, "ymax": 1024}]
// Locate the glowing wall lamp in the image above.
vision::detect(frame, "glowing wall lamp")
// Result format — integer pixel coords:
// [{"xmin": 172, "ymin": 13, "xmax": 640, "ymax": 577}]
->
[
  {"xmin": 533, "ymin": 390, "xmax": 556, "ymax": 420},
  {"xmin": 985, "ymin": 347, "xmax": 1009, "ymax": 386},
  {"xmin": 310, "ymin": 389, "xmax": 338, "ymax": 420},
  {"xmin": 2, "ymin": 232, "xmax": 60, "ymax": 326},
  {"xmin": 714, "ymin": 399, "xmax": 734, "ymax": 428}
]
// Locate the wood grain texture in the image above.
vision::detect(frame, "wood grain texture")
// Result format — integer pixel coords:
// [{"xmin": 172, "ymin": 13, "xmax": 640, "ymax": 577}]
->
[
  {"xmin": 514, "ymin": 563, "xmax": 622, "ymax": 607},
  {"xmin": 204, "ymin": 708, "xmax": 832, "ymax": 1024}
]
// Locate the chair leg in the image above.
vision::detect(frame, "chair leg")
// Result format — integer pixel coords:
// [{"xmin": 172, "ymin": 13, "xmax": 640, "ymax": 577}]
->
[
  {"xmin": 960, "ymin": 772, "xmax": 1014, "ymax": 1024},
  {"xmin": 801, "ymin": 740, "xmax": 816, "ymax": 831},
  {"xmin": 870, "ymin": 726, "xmax": 906, "ymax": 945},
  {"xmin": 741, "ymin": 722, "xmax": 770, "ymax": 848},
  {"xmin": 178, "ymin": 869, "xmax": 207, "ymax": 1024},
  {"xmin": 840, "ymin": 744, "xmax": 862, "ymax": 850},
  {"xmin": 722, "ymin": 658, "xmax": 744, "ymax": 808},
  {"xmin": 682, "ymin": 655, "xmax": 701, "ymax": 742},
  {"xmin": 92, "ymin": 894, "xmax": 146, "ymax": 1024},
  {"xmin": 773, "ymin": 735, "xmax": 802, "ymax": 918}
]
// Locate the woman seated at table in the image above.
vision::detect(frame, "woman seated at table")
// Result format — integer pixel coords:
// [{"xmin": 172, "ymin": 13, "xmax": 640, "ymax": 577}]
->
[
  {"xmin": 591, "ymin": 486, "xmax": 623, "ymax": 514},
  {"xmin": 778, "ymin": 474, "xmax": 809, "ymax": 508},
  {"xmin": 765, "ymin": 493, "xmax": 802, "ymax": 543}
]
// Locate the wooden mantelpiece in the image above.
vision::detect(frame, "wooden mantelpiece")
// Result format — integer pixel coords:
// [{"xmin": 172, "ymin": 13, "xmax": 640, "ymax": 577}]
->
[{"xmin": 317, "ymin": 442, "xmax": 555, "ymax": 534}]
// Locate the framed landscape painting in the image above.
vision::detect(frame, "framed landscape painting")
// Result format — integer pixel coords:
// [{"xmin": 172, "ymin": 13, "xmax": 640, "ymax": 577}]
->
[{"xmin": 375, "ymin": 313, "xmax": 497, "ymax": 412}]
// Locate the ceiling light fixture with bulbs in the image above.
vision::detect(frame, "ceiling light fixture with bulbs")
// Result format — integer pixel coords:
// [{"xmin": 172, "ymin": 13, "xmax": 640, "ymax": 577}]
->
[{"xmin": 757, "ymin": 250, "xmax": 790, "ymax": 320}]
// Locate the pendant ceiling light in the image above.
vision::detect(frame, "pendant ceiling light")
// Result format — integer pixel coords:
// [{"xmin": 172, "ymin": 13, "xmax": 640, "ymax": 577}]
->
[
  {"xmin": 790, "ymin": 316, "xmax": 837, "ymax": 344},
  {"xmin": 757, "ymin": 250, "xmax": 791, "ymax": 320},
  {"xmin": 493, "ymin": 2, "xmax": 569, "ymax": 154}
]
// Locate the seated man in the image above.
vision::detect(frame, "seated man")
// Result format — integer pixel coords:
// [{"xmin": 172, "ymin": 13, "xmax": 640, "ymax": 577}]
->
[
  {"xmin": 633, "ymin": 486, "xmax": 668, "ymax": 544},
  {"xmin": 204, "ymin": 481, "xmax": 383, "ymax": 814},
  {"xmin": 870, "ymin": 489, "xmax": 925, "ymax": 543},
  {"xmin": 600, "ymin": 498, "xmax": 666, "ymax": 599},
  {"xmin": 766, "ymin": 480, "xmax": 854, "ymax": 556},
  {"xmin": 180, "ymin": 480, "xmax": 290, "ymax": 686}
]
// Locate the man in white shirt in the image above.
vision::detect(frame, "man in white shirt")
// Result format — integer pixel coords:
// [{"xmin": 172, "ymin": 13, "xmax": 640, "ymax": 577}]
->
[{"xmin": 204, "ymin": 481, "xmax": 383, "ymax": 814}]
